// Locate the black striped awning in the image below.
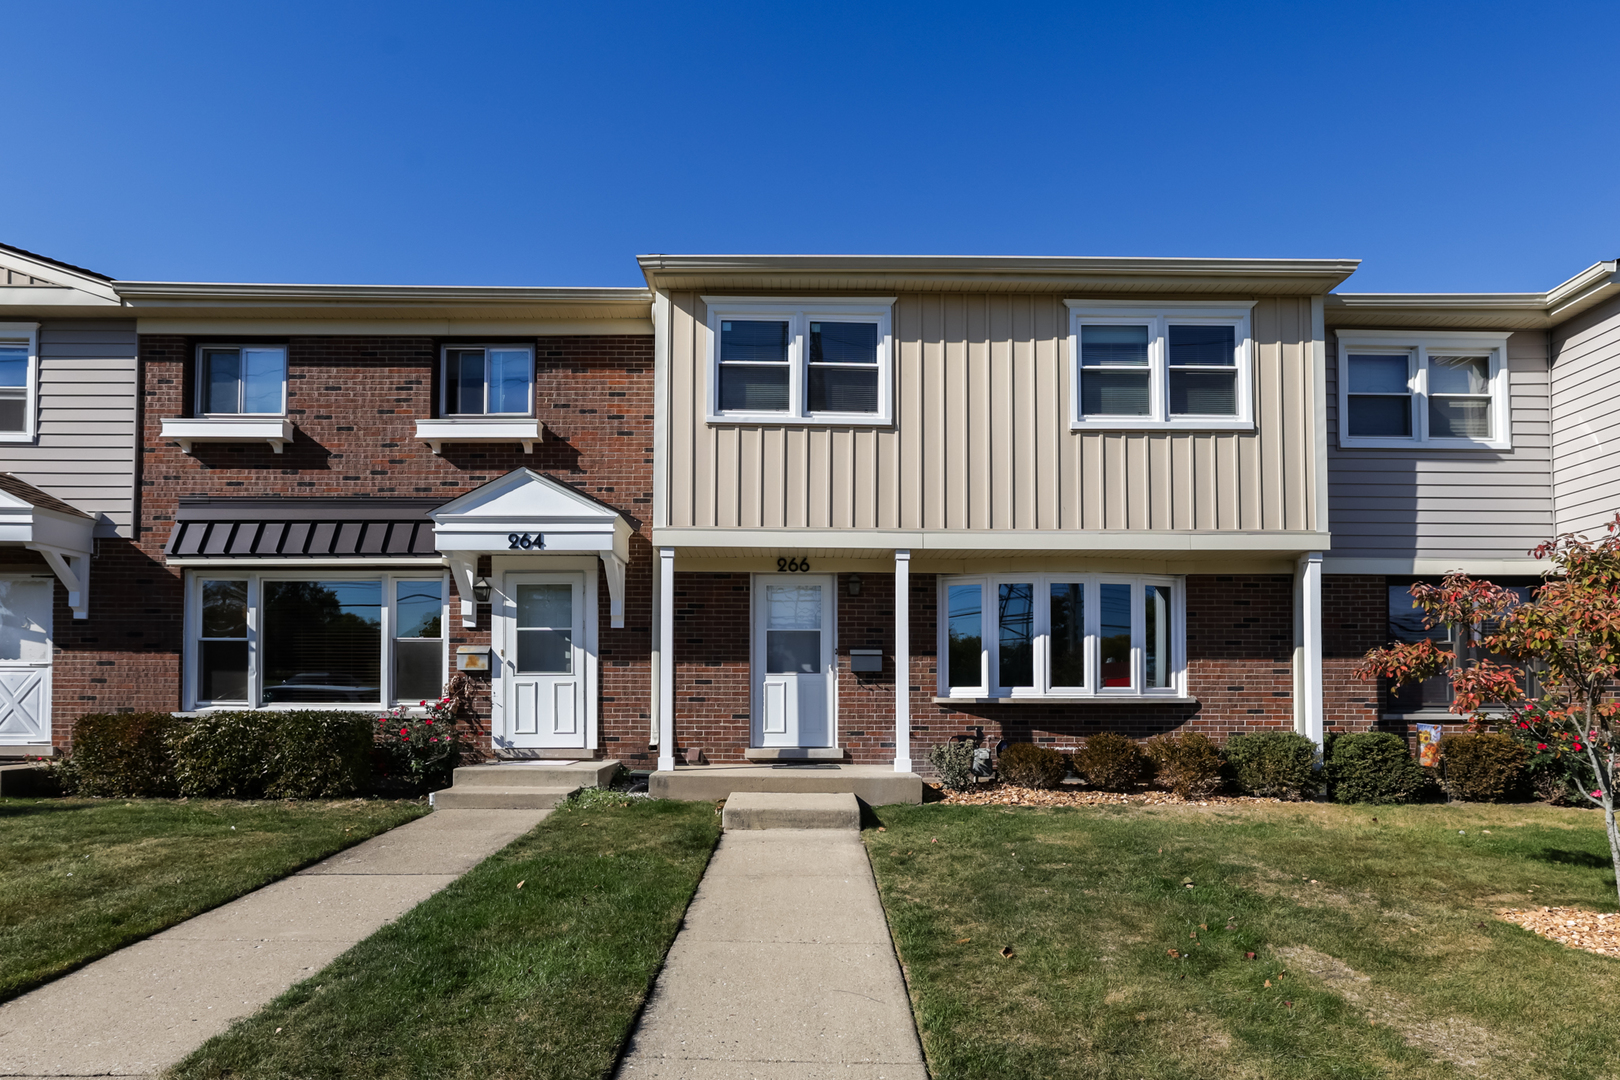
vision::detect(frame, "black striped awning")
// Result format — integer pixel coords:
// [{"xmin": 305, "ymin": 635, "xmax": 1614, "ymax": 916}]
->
[{"xmin": 162, "ymin": 498, "xmax": 444, "ymax": 559}]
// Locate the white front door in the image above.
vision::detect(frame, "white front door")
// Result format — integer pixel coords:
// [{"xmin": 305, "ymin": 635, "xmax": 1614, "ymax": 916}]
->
[
  {"xmin": 753, "ymin": 575, "xmax": 835, "ymax": 748},
  {"xmin": 502, "ymin": 573, "xmax": 586, "ymax": 749},
  {"xmin": 0, "ymin": 577, "xmax": 52, "ymax": 746}
]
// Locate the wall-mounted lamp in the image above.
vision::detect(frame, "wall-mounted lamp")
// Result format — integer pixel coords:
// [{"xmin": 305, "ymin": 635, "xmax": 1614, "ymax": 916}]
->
[
  {"xmin": 472, "ymin": 576, "xmax": 492, "ymax": 603},
  {"xmin": 847, "ymin": 574, "xmax": 863, "ymax": 596}
]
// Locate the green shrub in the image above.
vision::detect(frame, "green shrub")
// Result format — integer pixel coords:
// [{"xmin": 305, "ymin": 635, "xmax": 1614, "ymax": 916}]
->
[
  {"xmin": 64, "ymin": 713, "xmax": 186, "ymax": 797},
  {"xmin": 1326, "ymin": 731, "xmax": 1428, "ymax": 804},
  {"xmin": 1225, "ymin": 730, "xmax": 1319, "ymax": 800},
  {"xmin": 1145, "ymin": 731, "xmax": 1224, "ymax": 799},
  {"xmin": 1440, "ymin": 732, "xmax": 1529, "ymax": 802},
  {"xmin": 997, "ymin": 742, "xmax": 1068, "ymax": 789},
  {"xmin": 374, "ymin": 700, "xmax": 471, "ymax": 792},
  {"xmin": 927, "ymin": 741, "xmax": 975, "ymax": 791},
  {"xmin": 1074, "ymin": 733, "xmax": 1146, "ymax": 791},
  {"xmin": 171, "ymin": 710, "xmax": 374, "ymax": 799}
]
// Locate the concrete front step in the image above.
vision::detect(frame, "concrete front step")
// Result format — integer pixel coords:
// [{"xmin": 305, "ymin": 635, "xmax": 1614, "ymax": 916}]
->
[
  {"xmin": 721, "ymin": 792, "xmax": 860, "ymax": 831},
  {"xmin": 448, "ymin": 759, "xmax": 621, "ymax": 789},
  {"xmin": 431, "ymin": 786, "xmax": 580, "ymax": 810},
  {"xmin": 651, "ymin": 764, "xmax": 923, "ymax": 806}
]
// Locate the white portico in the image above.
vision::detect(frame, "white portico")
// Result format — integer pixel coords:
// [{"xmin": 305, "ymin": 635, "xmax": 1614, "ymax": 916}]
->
[{"xmin": 432, "ymin": 468, "xmax": 632, "ymax": 756}]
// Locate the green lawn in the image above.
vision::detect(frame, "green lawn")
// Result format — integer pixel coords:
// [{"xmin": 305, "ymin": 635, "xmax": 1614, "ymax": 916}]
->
[
  {"xmin": 0, "ymin": 796, "xmax": 426, "ymax": 1003},
  {"xmin": 169, "ymin": 795, "xmax": 720, "ymax": 1080},
  {"xmin": 867, "ymin": 800, "xmax": 1620, "ymax": 1080}
]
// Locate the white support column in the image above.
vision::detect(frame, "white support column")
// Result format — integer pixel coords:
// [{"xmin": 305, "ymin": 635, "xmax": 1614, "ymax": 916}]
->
[
  {"xmin": 1298, "ymin": 551, "xmax": 1325, "ymax": 748},
  {"xmin": 657, "ymin": 546, "xmax": 676, "ymax": 772},
  {"xmin": 893, "ymin": 549, "xmax": 912, "ymax": 773}
]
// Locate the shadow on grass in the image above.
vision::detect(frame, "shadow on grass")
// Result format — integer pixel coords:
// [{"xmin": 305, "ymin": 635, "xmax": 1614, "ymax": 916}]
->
[
  {"xmin": 0, "ymin": 798, "xmax": 100, "ymax": 820},
  {"xmin": 1534, "ymin": 848, "xmax": 1611, "ymax": 870}
]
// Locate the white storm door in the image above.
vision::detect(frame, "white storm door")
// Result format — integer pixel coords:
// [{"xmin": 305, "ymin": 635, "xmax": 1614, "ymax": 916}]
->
[
  {"xmin": 0, "ymin": 577, "xmax": 52, "ymax": 746},
  {"xmin": 753, "ymin": 575, "xmax": 834, "ymax": 748},
  {"xmin": 504, "ymin": 574, "xmax": 586, "ymax": 749}
]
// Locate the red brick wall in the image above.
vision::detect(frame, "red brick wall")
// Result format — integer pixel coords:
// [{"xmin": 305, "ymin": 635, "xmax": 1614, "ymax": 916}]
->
[
  {"xmin": 50, "ymin": 333, "xmax": 655, "ymax": 757},
  {"xmin": 669, "ymin": 572, "xmax": 752, "ymax": 763},
  {"xmin": 1322, "ymin": 574, "xmax": 1386, "ymax": 735}
]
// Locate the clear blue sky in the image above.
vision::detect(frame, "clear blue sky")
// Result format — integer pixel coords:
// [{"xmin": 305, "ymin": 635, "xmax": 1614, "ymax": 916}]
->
[{"xmin": 5, "ymin": 1, "xmax": 1617, "ymax": 292}]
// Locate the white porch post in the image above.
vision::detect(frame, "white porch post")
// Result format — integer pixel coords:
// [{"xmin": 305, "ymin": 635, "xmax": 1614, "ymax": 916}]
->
[
  {"xmin": 1298, "ymin": 551, "xmax": 1325, "ymax": 748},
  {"xmin": 657, "ymin": 546, "xmax": 676, "ymax": 772},
  {"xmin": 893, "ymin": 549, "xmax": 912, "ymax": 772}
]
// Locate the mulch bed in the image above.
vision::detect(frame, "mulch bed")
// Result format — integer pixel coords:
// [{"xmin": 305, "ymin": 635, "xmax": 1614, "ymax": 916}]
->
[
  {"xmin": 933, "ymin": 782, "xmax": 1285, "ymax": 808},
  {"xmin": 1498, "ymin": 906, "xmax": 1620, "ymax": 958}
]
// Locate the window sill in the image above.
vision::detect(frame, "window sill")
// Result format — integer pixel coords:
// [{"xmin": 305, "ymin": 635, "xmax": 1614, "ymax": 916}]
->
[
  {"xmin": 161, "ymin": 417, "xmax": 295, "ymax": 454},
  {"xmin": 1070, "ymin": 419, "xmax": 1253, "ymax": 432},
  {"xmin": 1338, "ymin": 438, "xmax": 1511, "ymax": 452},
  {"xmin": 415, "ymin": 418, "xmax": 543, "ymax": 454},
  {"xmin": 934, "ymin": 695, "xmax": 1196, "ymax": 705},
  {"xmin": 707, "ymin": 413, "xmax": 892, "ymax": 428}
]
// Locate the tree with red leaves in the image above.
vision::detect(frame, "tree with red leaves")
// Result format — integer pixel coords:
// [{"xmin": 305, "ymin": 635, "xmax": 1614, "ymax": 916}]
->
[{"xmin": 1357, "ymin": 517, "xmax": 1620, "ymax": 908}]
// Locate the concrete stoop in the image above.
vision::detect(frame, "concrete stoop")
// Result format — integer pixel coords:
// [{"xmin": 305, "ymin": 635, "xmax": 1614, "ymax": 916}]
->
[
  {"xmin": 721, "ymin": 791, "xmax": 860, "ymax": 831},
  {"xmin": 430, "ymin": 759, "xmax": 620, "ymax": 809}
]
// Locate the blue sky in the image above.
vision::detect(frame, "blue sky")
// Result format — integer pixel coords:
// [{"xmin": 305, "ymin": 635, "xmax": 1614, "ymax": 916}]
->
[{"xmin": 4, "ymin": 1, "xmax": 1617, "ymax": 292}]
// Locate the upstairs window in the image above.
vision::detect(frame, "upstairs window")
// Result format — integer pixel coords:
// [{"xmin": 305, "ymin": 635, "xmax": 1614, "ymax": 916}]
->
[
  {"xmin": 1337, "ymin": 332, "xmax": 1510, "ymax": 449},
  {"xmin": 198, "ymin": 345, "xmax": 287, "ymax": 416},
  {"xmin": 704, "ymin": 298, "xmax": 894, "ymax": 424},
  {"xmin": 0, "ymin": 322, "xmax": 38, "ymax": 439},
  {"xmin": 1066, "ymin": 303, "xmax": 1254, "ymax": 430},
  {"xmin": 442, "ymin": 345, "xmax": 534, "ymax": 416}
]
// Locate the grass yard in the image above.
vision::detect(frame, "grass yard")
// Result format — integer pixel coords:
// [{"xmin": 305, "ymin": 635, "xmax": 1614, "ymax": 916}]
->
[
  {"xmin": 867, "ymin": 800, "xmax": 1620, "ymax": 1080},
  {"xmin": 0, "ymin": 796, "xmax": 426, "ymax": 1003},
  {"xmin": 170, "ymin": 795, "xmax": 721, "ymax": 1080}
]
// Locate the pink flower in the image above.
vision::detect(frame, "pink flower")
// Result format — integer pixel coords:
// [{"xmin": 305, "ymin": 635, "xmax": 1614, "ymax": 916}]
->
[
  {"xmin": 399, "ymin": 728, "xmax": 409, "ymax": 736},
  {"xmin": 430, "ymin": 737, "xmax": 439, "ymax": 743},
  {"xmin": 425, "ymin": 719, "xmax": 433, "ymax": 725},
  {"xmin": 1574, "ymin": 743, "xmax": 1585, "ymax": 752},
  {"xmin": 1593, "ymin": 790, "xmax": 1604, "ymax": 799},
  {"xmin": 1518, "ymin": 721, "xmax": 1529, "ymax": 729},
  {"xmin": 1537, "ymin": 743, "xmax": 1547, "ymax": 750}
]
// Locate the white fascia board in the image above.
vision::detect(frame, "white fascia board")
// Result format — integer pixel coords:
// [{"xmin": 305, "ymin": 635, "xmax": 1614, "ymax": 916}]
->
[
  {"xmin": 650, "ymin": 527, "xmax": 1332, "ymax": 553},
  {"xmin": 137, "ymin": 318, "xmax": 653, "ymax": 336},
  {"xmin": 0, "ymin": 287, "xmax": 122, "ymax": 308},
  {"xmin": 0, "ymin": 250, "xmax": 121, "ymax": 303}
]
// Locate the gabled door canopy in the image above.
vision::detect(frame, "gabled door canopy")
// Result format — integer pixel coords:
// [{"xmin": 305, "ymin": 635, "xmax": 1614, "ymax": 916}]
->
[
  {"xmin": 432, "ymin": 468, "xmax": 632, "ymax": 628},
  {"xmin": 0, "ymin": 474, "xmax": 95, "ymax": 619}
]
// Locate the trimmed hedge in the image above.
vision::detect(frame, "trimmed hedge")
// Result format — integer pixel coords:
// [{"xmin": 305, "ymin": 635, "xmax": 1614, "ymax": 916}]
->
[
  {"xmin": 1326, "ymin": 731, "xmax": 1428, "ymax": 804},
  {"xmin": 997, "ymin": 742, "xmax": 1068, "ymax": 789},
  {"xmin": 1226, "ymin": 730, "xmax": 1319, "ymax": 800},
  {"xmin": 1145, "ymin": 731, "xmax": 1224, "ymax": 799},
  {"xmin": 61, "ymin": 712, "xmax": 187, "ymax": 797},
  {"xmin": 927, "ymin": 740, "xmax": 975, "ymax": 792},
  {"xmin": 1074, "ymin": 733, "xmax": 1147, "ymax": 791},
  {"xmin": 1441, "ymin": 732, "xmax": 1529, "ymax": 802}
]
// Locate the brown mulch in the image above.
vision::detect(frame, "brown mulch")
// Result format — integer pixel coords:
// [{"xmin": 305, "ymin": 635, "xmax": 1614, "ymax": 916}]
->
[
  {"xmin": 1497, "ymin": 906, "xmax": 1620, "ymax": 958},
  {"xmin": 933, "ymin": 782, "xmax": 1284, "ymax": 808}
]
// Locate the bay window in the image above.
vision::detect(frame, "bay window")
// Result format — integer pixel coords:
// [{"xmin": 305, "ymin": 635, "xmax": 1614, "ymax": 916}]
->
[
  {"xmin": 938, "ymin": 574, "xmax": 1184, "ymax": 699},
  {"xmin": 188, "ymin": 572, "xmax": 447, "ymax": 709},
  {"xmin": 704, "ymin": 297, "xmax": 894, "ymax": 424},
  {"xmin": 1337, "ymin": 331, "xmax": 1510, "ymax": 449},
  {"xmin": 1066, "ymin": 303, "xmax": 1253, "ymax": 430}
]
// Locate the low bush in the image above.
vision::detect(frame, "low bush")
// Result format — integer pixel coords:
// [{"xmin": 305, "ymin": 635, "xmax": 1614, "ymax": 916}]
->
[
  {"xmin": 61, "ymin": 713, "xmax": 186, "ymax": 797},
  {"xmin": 1073, "ymin": 732, "xmax": 1146, "ymax": 791},
  {"xmin": 1225, "ymin": 730, "xmax": 1319, "ymax": 800},
  {"xmin": 171, "ymin": 710, "xmax": 374, "ymax": 799},
  {"xmin": 1326, "ymin": 731, "xmax": 1428, "ymax": 804},
  {"xmin": 997, "ymin": 742, "xmax": 1068, "ymax": 789},
  {"xmin": 927, "ymin": 741, "xmax": 975, "ymax": 791},
  {"xmin": 1440, "ymin": 731, "xmax": 1528, "ymax": 802},
  {"xmin": 1145, "ymin": 732, "xmax": 1224, "ymax": 799},
  {"xmin": 374, "ymin": 698, "xmax": 471, "ymax": 792}
]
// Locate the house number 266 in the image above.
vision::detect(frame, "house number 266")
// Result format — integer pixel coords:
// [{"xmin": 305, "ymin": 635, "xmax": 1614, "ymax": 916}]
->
[
  {"xmin": 777, "ymin": 557, "xmax": 811, "ymax": 572},
  {"xmin": 507, "ymin": 532, "xmax": 545, "ymax": 550}
]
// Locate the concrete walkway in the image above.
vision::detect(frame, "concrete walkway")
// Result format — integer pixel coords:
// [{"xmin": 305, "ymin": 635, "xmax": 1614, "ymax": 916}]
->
[
  {"xmin": 0, "ymin": 807, "xmax": 548, "ymax": 1079},
  {"xmin": 616, "ymin": 828, "xmax": 927, "ymax": 1079}
]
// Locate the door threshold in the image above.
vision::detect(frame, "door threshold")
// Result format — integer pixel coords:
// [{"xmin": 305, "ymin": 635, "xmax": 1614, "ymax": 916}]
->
[
  {"xmin": 770, "ymin": 763, "xmax": 841, "ymax": 770},
  {"xmin": 744, "ymin": 746, "xmax": 844, "ymax": 762}
]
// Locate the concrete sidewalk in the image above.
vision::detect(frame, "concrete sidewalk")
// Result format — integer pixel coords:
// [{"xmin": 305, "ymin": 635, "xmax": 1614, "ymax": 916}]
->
[
  {"xmin": 616, "ymin": 829, "xmax": 927, "ymax": 1080},
  {"xmin": 0, "ymin": 807, "xmax": 548, "ymax": 1079}
]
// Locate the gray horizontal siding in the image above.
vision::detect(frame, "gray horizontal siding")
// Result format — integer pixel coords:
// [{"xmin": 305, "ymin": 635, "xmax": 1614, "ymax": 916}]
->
[
  {"xmin": 1326, "ymin": 328, "xmax": 1553, "ymax": 561},
  {"xmin": 1551, "ymin": 294, "xmax": 1620, "ymax": 536},
  {"xmin": 0, "ymin": 321, "xmax": 138, "ymax": 537}
]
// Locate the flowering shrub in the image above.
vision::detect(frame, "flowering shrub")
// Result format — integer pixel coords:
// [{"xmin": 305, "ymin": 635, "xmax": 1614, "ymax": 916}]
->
[{"xmin": 375, "ymin": 696, "xmax": 469, "ymax": 792}]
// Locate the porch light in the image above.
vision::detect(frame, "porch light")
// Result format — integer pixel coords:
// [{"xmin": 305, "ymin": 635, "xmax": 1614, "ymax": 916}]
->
[
  {"xmin": 848, "ymin": 574, "xmax": 862, "ymax": 596},
  {"xmin": 472, "ymin": 576, "xmax": 492, "ymax": 603}
]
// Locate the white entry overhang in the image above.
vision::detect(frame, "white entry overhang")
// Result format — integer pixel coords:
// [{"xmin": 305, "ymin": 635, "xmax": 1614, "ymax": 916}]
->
[
  {"xmin": 0, "ymin": 476, "xmax": 95, "ymax": 619},
  {"xmin": 431, "ymin": 467, "xmax": 633, "ymax": 628}
]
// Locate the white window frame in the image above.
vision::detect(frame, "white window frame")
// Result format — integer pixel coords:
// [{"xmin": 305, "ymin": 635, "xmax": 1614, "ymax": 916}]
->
[
  {"xmin": 439, "ymin": 343, "xmax": 537, "ymax": 418},
  {"xmin": 703, "ymin": 296, "xmax": 895, "ymax": 425},
  {"xmin": 936, "ymin": 573, "xmax": 1186, "ymax": 700},
  {"xmin": 1065, "ymin": 302, "xmax": 1255, "ymax": 431},
  {"xmin": 1336, "ymin": 330, "xmax": 1511, "ymax": 450},
  {"xmin": 195, "ymin": 344, "xmax": 288, "ymax": 417},
  {"xmin": 183, "ymin": 569, "xmax": 450, "ymax": 711},
  {"xmin": 0, "ymin": 322, "xmax": 40, "ymax": 443}
]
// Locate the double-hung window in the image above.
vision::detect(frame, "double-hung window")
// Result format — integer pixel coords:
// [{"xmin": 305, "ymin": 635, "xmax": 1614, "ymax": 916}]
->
[
  {"xmin": 197, "ymin": 345, "xmax": 287, "ymax": 415},
  {"xmin": 1066, "ymin": 303, "xmax": 1253, "ymax": 430},
  {"xmin": 442, "ymin": 345, "xmax": 535, "ymax": 417},
  {"xmin": 1337, "ymin": 331, "xmax": 1510, "ymax": 449},
  {"xmin": 189, "ymin": 572, "xmax": 447, "ymax": 709},
  {"xmin": 0, "ymin": 322, "xmax": 38, "ymax": 440},
  {"xmin": 939, "ymin": 574, "xmax": 1183, "ymax": 699},
  {"xmin": 704, "ymin": 298, "xmax": 894, "ymax": 424}
]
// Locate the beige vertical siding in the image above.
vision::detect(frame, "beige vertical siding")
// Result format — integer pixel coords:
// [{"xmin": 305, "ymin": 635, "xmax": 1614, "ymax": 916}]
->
[
  {"xmin": 1550, "ymin": 294, "xmax": 1620, "ymax": 536},
  {"xmin": 664, "ymin": 293, "xmax": 1320, "ymax": 535}
]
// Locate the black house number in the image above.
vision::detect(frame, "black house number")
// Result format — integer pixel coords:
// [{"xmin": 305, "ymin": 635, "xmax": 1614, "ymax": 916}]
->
[
  {"xmin": 777, "ymin": 556, "xmax": 811, "ymax": 572},
  {"xmin": 508, "ymin": 532, "xmax": 546, "ymax": 550}
]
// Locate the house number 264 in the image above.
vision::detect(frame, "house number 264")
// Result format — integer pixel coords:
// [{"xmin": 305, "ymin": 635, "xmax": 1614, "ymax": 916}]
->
[
  {"xmin": 507, "ymin": 532, "xmax": 546, "ymax": 550},
  {"xmin": 777, "ymin": 557, "xmax": 811, "ymax": 572}
]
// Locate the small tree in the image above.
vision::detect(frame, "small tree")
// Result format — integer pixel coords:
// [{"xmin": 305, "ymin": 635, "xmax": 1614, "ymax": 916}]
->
[{"xmin": 1357, "ymin": 517, "xmax": 1620, "ymax": 908}]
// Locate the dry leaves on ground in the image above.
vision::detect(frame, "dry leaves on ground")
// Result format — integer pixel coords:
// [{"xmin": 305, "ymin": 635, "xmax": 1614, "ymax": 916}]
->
[
  {"xmin": 1497, "ymin": 906, "xmax": 1620, "ymax": 958},
  {"xmin": 934, "ymin": 783, "xmax": 1281, "ymax": 808}
]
